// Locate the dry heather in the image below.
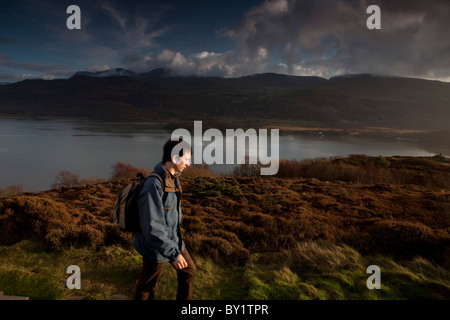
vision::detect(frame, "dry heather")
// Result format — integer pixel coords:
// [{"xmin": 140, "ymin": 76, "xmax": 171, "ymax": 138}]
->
[
  {"xmin": 180, "ymin": 175, "xmax": 450, "ymax": 266},
  {"xmin": 274, "ymin": 154, "xmax": 450, "ymax": 188},
  {"xmin": 0, "ymin": 181, "xmax": 134, "ymax": 250},
  {"xmin": 0, "ymin": 156, "xmax": 449, "ymax": 269}
]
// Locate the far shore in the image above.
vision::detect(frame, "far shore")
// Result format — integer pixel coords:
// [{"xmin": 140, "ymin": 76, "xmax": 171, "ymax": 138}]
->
[{"xmin": 2, "ymin": 116, "xmax": 449, "ymax": 157}]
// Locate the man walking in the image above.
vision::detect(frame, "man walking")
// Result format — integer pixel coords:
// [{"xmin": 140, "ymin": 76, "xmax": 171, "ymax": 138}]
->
[{"xmin": 134, "ymin": 138, "xmax": 196, "ymax": 300}]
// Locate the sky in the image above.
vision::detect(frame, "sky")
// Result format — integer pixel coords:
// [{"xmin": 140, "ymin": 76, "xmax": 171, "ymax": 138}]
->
[{"xmin": 1, "ymin": 0, "xmax": 450, "ymax": 83}]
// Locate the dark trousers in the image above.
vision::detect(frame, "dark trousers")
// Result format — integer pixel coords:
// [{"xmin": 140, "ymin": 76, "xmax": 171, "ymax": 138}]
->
[{"xmin": 134, "ymin": 249, "xmax": 196, "ymax": 300}]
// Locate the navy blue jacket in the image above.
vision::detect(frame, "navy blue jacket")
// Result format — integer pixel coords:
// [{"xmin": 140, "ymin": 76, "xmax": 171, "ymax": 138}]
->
[{"xmin": 133, "ymin": 161, "xmax": 185, "ymax": 263}]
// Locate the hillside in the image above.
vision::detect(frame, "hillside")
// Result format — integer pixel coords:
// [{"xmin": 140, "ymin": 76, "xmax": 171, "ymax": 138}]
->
[
  {"xmin": 0, "ymin": 72, "xmax": 449, "ymax": 131},
  {"xmin": 0, "ymin": 156, "xmax": 449, "ymax": 299}
]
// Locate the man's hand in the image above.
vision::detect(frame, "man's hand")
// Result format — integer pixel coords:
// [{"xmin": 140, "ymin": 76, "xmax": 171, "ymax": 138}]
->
[{"xmin": 172, "ymin": 254, "xmax": 188, "ymax": 269}]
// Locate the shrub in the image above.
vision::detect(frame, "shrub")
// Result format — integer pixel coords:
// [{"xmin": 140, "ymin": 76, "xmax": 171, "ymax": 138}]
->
[
  {"xmin": 232, "ymin": 163, "xmax": 263, "ymax": 177},
  {"xmin": 191, "ymin": 177, "xmax": 242, "ymax": 198},
  {"xmin": 181, "ymin": 164, "xmax": 220, "ymax": 179},
  {"xmin": 376, "ymin": 155, "xmax": 391, "ymax": 168},
  {"xmin": 52, "ymin": 170, "xmax": 80, "ymax": 188},
  {"xmin": 0, "ymin": 185, "xmax": 23, "ymax": 198},
  {"xmin": 432, "ymin": 154, "xmax": 449, "ymax": 163},
  {"xmin": 110, "ymin": 162, "xmax": 151, "ymax": 180}
]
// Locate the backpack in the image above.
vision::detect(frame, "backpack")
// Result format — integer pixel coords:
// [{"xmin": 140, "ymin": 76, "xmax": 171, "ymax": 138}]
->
[{"xmin": 112, "ymin": 172, "xmax": 164, "ymax": 232}]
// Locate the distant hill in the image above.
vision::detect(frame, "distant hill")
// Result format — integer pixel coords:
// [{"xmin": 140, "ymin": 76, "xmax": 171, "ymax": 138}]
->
[
  {"xmin": 73, "ymin": 68, "xmax": 137, "ymax": 78},
  {"xmin": 0, "ymin": 70, "xmax": 449, "ymax": 130}
]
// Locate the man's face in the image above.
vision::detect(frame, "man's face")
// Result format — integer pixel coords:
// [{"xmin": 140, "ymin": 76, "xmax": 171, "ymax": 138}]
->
[{"xmin": 173, "ymin": 151, "xmax": 191, "ymax": 173}]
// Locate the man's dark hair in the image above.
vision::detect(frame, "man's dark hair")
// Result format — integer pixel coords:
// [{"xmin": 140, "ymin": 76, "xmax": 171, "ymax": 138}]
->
[{"xmin": 162, "ymin": 138, "xmax": 192, "ymax": 163}]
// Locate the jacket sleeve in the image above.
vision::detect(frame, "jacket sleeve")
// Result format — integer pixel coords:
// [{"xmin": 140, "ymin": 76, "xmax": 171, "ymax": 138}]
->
[{"xmin": 139, "ymin": 177, "xmax": 180, "ymax": 263}]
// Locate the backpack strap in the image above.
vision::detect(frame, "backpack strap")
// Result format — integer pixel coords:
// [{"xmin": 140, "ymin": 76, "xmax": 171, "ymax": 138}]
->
[{"xmin": 149, "ymin": 172, "xmax": 165, "ymax": 193}]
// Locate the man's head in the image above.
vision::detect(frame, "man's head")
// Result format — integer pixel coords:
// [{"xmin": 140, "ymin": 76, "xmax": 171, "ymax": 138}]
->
[{"xmin": 162, "ymin": 138, "xmax": 192, "ymax": 174}]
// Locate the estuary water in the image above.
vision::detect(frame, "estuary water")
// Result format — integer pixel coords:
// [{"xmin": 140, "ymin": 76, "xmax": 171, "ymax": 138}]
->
[{"xmin": 0, "ymin": 119, "xmax": 437, "ymax": 192}]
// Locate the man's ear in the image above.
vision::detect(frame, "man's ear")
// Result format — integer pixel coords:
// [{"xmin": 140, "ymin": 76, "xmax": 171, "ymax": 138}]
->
[{"xmin": 172, "ymin": 154, "xmax": 182, "ymax": 165}]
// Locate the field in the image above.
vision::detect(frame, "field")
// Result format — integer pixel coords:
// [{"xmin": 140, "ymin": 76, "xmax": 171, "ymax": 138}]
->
[{"xmin": 0, "ymin": 155, "xmax": 449, "ymax": 300}]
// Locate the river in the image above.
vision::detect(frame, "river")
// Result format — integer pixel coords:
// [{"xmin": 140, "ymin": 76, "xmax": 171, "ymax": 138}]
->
[{"xmin": 0, "ymin": 119, "xmax": 438, "ymax": 192}]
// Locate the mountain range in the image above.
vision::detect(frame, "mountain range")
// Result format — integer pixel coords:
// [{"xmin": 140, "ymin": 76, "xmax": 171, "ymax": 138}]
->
[{"xmin": 0, "ymin": 68, "xmax": 449, "ymax": 131}]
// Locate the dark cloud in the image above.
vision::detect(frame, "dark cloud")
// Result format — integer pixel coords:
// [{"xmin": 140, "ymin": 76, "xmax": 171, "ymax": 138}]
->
[
  {"xmin": 222, "ymin": 0, "xmax": 450, "ymax": 80},
  {"xmin": 120, "ymin": 0, "xmax": 450, "ymax": 81}
]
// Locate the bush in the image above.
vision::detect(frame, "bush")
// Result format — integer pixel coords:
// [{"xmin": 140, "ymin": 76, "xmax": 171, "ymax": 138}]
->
[
  {"xmin": 432, "ymin": 154, "xmax": 449, "ymax": 163},
  {"xmin": 232, "ymin": 163, "xmax": 263, "ymax": 177},
  {"xmin": 376, "ymin": 155, "xmax": 391, "ymax": 168},
  {"xmin": 110, "ymin": 162, "xmax": 151, "ymax": 180},
  {"xmin": 0, "ymin": 185, "xmax": 23, "ymax": 198},
  {"xmin": 181, "ymin": 164, "xmax": 220, "ymax": 179},
  {"xmin": 191, "ymin": 177, "xmax": 242, "ymax": 198},
  {"xmin": 52, "ymin": 170, "xmax": 80, "ymax": 188}
]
